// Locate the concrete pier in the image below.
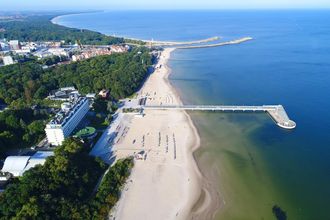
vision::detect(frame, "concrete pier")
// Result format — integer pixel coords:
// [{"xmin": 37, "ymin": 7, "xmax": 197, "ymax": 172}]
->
[
  {"xmin": 124, "ymin": 36, "xmax": 220, "ymax": 47},
  {"xmin": 176, "ymin": 37, "xmax": 253, "ymax": 49},
  {"xmin": 141, "ymin": 104, "xmax": 296, "ymax": 129},
  {"xmin": 148, "ymin": 36, "xmax": 220, "ymax": 46}
]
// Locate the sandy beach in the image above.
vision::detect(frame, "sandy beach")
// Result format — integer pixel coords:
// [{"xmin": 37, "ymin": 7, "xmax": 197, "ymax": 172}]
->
[{"xmin": 109, "ymin": 48, "xmax": 213, "ymax": 220}]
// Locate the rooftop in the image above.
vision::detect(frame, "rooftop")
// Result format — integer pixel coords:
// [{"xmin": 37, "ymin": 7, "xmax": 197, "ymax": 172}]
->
[
  {"xmin": 48, "ymin": 87, "xmax": 79, "ymax": 100},
  {"xmin": 1, "ymin": 151, "xmax": 54, "ymax": 177},
  {"xmin": 47, "ymin": 96, "xmax": 88, "ymax": 127}
]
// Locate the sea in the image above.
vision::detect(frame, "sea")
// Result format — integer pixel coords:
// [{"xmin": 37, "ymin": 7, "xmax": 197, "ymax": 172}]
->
[{"xmin": 54, "ymin": 10, "xmax": 330, "ymax": 219}]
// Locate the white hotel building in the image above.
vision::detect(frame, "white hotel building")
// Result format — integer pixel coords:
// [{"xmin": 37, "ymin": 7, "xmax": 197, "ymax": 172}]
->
[{"xmin": 45, "ymin": 96, "xmax": 90, "ymax": 146}]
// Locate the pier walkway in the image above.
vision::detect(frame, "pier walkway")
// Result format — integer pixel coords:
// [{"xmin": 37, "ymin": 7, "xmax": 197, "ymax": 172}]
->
[{"xmin": 141, "ymin": 104, "xmax": 296, "ymax": 129}]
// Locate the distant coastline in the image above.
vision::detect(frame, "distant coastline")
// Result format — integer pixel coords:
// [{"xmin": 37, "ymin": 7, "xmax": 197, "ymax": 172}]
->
[
  {"xmin": 52, "ymin": 13, "xmax": 253, "ymax": 50},
  {"xmin": 51, "ymin": 11, "xmax": 103, "ymax": 25}
]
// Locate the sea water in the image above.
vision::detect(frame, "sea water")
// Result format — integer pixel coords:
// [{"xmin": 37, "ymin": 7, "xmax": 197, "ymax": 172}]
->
[{"xmin": 55, "ymin": 10, "xmax": 330, "ymax": 219}]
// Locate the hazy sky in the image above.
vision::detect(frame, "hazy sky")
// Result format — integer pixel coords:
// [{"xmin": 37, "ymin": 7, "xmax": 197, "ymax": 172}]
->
[{"xmin": 2, "ymin": 0, "xmax": 330, "ymax": 10}]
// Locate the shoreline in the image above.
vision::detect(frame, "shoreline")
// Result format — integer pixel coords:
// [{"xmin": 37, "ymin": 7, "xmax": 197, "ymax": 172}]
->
[
  {"xmin": 110, "ymin": 48, "xmax": 218, "ymax": 219},
  {"xmin": 51, "ymin": 12, "xmax": 144, "ymax": 41},
  {"xmin": 52, "ymin": 13, "xmax": 221, "ymax": 218},
  {"xmin": 51, "ymin": 11, "xmax": 104, "ymax": 25},
  {"xmin": 52, "ymin": 13, "xmax": 251, "ymax": 50},
  {"xmin": 163, "ymin": 50, "xmax": 222, "ymax": 219},
  {"xmin": 37, "ymin": 11, "xmax": 328, "ymax": 220},
  {"xmin": 162, "ymin": 49, "xmax": 221, "ymax": 218}
]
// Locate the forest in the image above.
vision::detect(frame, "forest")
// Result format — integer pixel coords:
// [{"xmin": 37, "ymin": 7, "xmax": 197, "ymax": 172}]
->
[
  {"xmin": 0, "ymin": 138, "xmax": 133, "ymax": 219},
  {"xmin": 0, "ymin": 108, "xmax": 50, "ymax": 158},
  {"xmin": 0, "ymin": 47, "xmax": 153, "ymax": 105},
  {"xmin": 0, "ymin": 15, "xmax": 124, "ymax": 45},
  {"xmin": 0, "ymin": 12, "xmax": 143, "ymax": 219},
  {"xmin": 0, "ymin": 48, "xmax": 153, "ymax": 156}
]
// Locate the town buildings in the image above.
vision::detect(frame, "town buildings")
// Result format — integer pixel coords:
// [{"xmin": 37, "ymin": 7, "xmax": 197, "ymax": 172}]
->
[
  {"xmin": 45, "ymin": 95, "xmax": 90, "ymax": 146},
  {"xmin": 48, "ymin": 86, "xmax": 79, "ymax": 101},
  {"xmin": 72, "ymin": 45, "xmax": 129, "ymax": 62},
  {"xmin": 99, "ymin": 89, "xmax": 110, "ymax": 98},
  {"xmin": 1, "ymin": 151, "xmax": 54, "ymax": 177},
  {"xmin": 0, "ymin": 38, "xmax": 129, "ymax": 68},
  {"xmin": 2, "ymin": 55, "xmax": 15, "ymax": 65},
  {"xmin": 9, "ymin": 40, "xmax": 21, "ymax": 50}
]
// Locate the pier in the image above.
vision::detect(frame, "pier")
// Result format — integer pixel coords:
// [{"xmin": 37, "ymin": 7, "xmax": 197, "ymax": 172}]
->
[
  {"xmin": 78, "ymin": 37, "xmax": 220, "ymax": 48},
  {"xmin": 147, "ymin": 36, "xmax": 220, "ymax": 46},
  {"xmin": 176, "ymin": 37, "xmax": 253, "ymax": 49},
  {"xmin": 79, "ymin": 36, "xmax": 253, "ymax": 49},
  {"xmin": 141, "ymin": 104, "xmax": 296, "ymax": 129}
]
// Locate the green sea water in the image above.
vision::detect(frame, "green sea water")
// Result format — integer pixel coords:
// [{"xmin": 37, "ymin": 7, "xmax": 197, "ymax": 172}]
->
[
  {"xmin": 190, "ymin": 112, "xmax": 294, "ymax": 219},
  {"xmin": 169, "ymin": 63, "xmax": 296, "ymax": 219}
]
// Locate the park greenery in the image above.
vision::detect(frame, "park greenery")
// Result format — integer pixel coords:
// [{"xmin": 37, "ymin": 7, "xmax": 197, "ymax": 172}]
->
[
  {"xmin": 0, "ymin": 108, "xmax": 50, "ymax": 158},
  {"xmin": 89, "ymin": 98, "xmax": 119, "ymax": 130},
  {"xmin": 0, "ymin": 48, "xmax": 152, "ymax": 156},
  {"xmin": 89, "ymin": 156, "xmax": 133, "ymax": 219},
  {"xmin": 38, "ymin": 55, "xmax": 70, "ymax": 66},
  {"xmin": 0, "ymin": 138, "xmax": 133, "ymax": 219},
  {"xmin": 0, "ymin": 12, "xmax": 145, "ymax": 218},
  {"xmin": 0, "ymin": 47, "xmax": 153, "ymax": 106}
]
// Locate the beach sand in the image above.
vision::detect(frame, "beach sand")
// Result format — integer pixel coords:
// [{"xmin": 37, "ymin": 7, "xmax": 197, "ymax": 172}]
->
[{"xmin": 110, "ymin": 48, "xmax": 215, "ymax": 220}]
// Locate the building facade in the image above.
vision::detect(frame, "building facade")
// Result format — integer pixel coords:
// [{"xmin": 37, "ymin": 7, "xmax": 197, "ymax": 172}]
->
[
  {"xmin": 2, "ymin": 56, "xmax": 15, "ymax": 66},
  {"xmin": 9, "ymin": 40, "xmax": 21, "ymax": 50},
  {"xmin": 45, "ymin": 96, "xmax": 90, "ymax": 146}
]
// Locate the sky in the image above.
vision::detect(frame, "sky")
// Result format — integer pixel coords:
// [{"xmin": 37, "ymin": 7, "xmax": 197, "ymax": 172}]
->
[{"xmin": 1, "ymin": 0, "xmax": 330, "ymax": 10}]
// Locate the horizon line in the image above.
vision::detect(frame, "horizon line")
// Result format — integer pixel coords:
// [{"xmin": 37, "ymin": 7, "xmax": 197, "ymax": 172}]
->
[{"xmin": 2, "ymin": 7, "xmax": 330, "ymax": 12}]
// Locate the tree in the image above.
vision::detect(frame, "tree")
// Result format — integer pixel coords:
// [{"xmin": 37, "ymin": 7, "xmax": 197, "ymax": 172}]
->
[
  {"xmin": 0, "ymin": 109, "xmax": 49, "ymax": 158},
  {"xmin": 5, "ymin": 115, "xmax": 19, "ymax": 129},
  {"xmin": 0, "ymin": 131, "xmax": 15, "ymax": 154},
  {"xmin": 25, "ymin": 120, "xmax": 45, "ymax": 144},
  {"xmin": 0, "ymin": 138, "xmax": 133, "ymax": 219},
  {"xmin": 34, "ymin": 86, "xmax": 48, "ymax": 99},
  {"xmin": 0, "ymin": 15, "xmax": 124, "ymax": 45},
  {"xmin": 0, "ymin": 49, "xmax": 152, "ymax": 106},
  {"xmin": 107, "ymin": 101, "xmax": 118, "ymax": 114},
  {"xmin": 17, "ymin": 197, "xmax": 40, "ymax": 218},
  {"xmin": 27, "ymin": 121, "xmax": 44, "ymax": 134},
  {"xmin": 0, "ymin": 139, "xmax": 106, "ymax": 219}
]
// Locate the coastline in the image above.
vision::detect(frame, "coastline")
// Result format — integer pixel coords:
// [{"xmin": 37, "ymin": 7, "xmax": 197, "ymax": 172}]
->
[
  {"xmin": 52, "ymin": 14, "xmax": 221, "ymax": 218},
  {"xmin": 51, "ymin": 12, "xmax": 140, "ymax": 41},
  {"xmin": 159, "ymin": 49, "xmax": 221, "ymax": 219},
  {"xmin": 51, "ymin": 11, "xmax": 104, "ymax": 25},
  {"xmin": 109, "ymin": 48, "xmax": 217, "ymax": 219},
  {"xmin": 161, "ymin": 49, "xmax": 221, "ymax": 219},
  {"xmin": 30, "ymin": 10, "xmax": 326, "ymax": 219}
]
